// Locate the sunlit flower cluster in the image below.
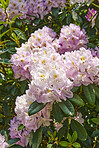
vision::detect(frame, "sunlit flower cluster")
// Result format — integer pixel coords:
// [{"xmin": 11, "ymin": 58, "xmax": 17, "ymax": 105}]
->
[
  {"xmin": 11, "ymin": 26, "xmax": 56, "ymax": 80},
  {"xmin": 10, "ymin": 24, "xmax": 99, "ymax": 147},
  {"xmin": 62, "ymin": 47, "xmax": 99, "ymax": 86},
  {"xmin": 53, "ymin": 23, "xmax": 88, "ymax": 54}
]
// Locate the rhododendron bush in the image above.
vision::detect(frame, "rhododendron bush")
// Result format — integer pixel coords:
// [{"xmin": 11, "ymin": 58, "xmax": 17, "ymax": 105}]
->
[{"xmin": 0, "ymin": 0, "xmax": 99, "ymax": 148}]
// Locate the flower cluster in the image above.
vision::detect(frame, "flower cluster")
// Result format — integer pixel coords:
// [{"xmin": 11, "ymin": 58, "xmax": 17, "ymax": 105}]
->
[
  {"xmin": 62, "ymin": 47, "xmax": 99, "ymax": 86},
  {"xmin": 0, "ymin": 0, "xmax": 66, "ymax": 22},
  {"xmin": 9, "ymin": 99, "xmax": 53, "ymax": 147},
  {"xmin": 85, "ymin": 8, "xmax": 97, "ymax": 28},
  {"xmin": 27, "ymin": 0, "xmax": 66, "ymax": 20},
  {"xmin": 7, "ymin": 0, "xmax": 28, "ymax": 20},
  {"xmin": 11, "ymin": 26, "xmax": 56, "ymax": 80},
  {"xmin": 10, "ymin": 24, "xmax": 99, "ymax": 146},
  {"xmin": 9, "ymin": 117, "xmax": 31, "ymax": 147},
  {"xmin": 53, "ymin": 23, "xmax": 88, "ymax": 54},
  {"xmin": 0, "ymin": 134, "xmax": 9, "ymax": 148}
]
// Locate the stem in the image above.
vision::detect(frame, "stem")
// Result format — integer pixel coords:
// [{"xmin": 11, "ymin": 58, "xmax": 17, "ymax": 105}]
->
[{"xmin": 92, "ymin": 3, "xmax": 99, "ymax": 8}]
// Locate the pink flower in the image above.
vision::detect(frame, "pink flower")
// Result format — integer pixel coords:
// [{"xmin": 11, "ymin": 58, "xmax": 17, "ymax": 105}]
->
[
  {"xmin": 85, "ymin": 8, "xmax": 97, "ymax": 28},
  {"xmin": 54, "ymin": 24, "xmax": 88, "ymax": 54}
]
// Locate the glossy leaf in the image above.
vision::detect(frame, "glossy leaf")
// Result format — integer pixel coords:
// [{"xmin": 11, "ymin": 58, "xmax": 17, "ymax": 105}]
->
[
  {"xmin": 8, "ymin": 145, "xmax": 23, "ymax": 148},
  {"xmin": 59, "ymin": 141, "xmax": 69, "ymax": 147},
  {"xmin": 52, "ymin": 8, "xmax": 59, "ymax": 17},
  {"xmin": 18, "ymin": 124, "xmax": 25, "ymax": 131},
  {"xmin": 0, "ymin": 73, "xmax": 7, "ymax": 82},
  {"xmin": 67, "ymin": 133, "xmax": 72, "ymax": 142},
  {"xmin": 95, "ymin": 14, "xmax": 99, "ymax": 29},
  {"xmin": 52, "ymin": 102, "xmax": 64, "ymax": 122},
  {"xmin": 93, "ymin": 85, "xmax": 99, "ymax": 99},
  {"xmin": 92, "ymin": 130, "xmax": 99, "ymax": 137},
  {"xmin": 91, "ymin": 118, "xmax": 99, "ymax": 125},
  {"xmin": 12, "ymin": 14, "xmax": 22, "ymax": 21},
  {"xmin": 8, "ymin": 138, "xmax": 20, "ymax": 146},
  {"xmin": 83, "ymin": 84, "xmax": 95, "ymax": 106},
  {"xmin": 71, "ymin": 119, "xmax": 87, "ymax": 141},
  {"xmin": 28, "ymin": 101, "xmax": 47, "ymax": 116},
  {"xmin": 31, "ymin": 127, "xmax": 42, "ymax": 148},
  {"xmin": 72, "ymin": 142, "xmax": 81, "ymax": 148},
  {"xmin": 69, "ymin": 94, "xmax": 85, "ymax": 106},
  {"xmin": 72, "ymin": 131, "xmax": 77, "ymax": 143},
  {"xmin": 13, "ymin": 29, "xmax": 26, "ymax": 40},
  {"xmin": 58, "ymin": 100, "xmax": 74, "ymax": 117}
]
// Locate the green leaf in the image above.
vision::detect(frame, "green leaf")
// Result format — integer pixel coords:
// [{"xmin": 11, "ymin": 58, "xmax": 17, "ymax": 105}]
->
[
  {"xmin": 0, "ymin": 25, "xmax": 4, "ymax": 31},
  {"xmin": 81, "ymin": 135, "xmax": 91, "ymax": 148},
  {"xmin": 12, "ymin": 14, "xmax": 22, "ymax": 21},
  {"xmin": 67, "ymin": 133, "xmax": 72, "ymax": 142},
  {"xmin": 0, "ymin": 21, "xmax": 8, "ymax": 25},
  {"xmin": 28, "ymin": 101, "xmax": 47, "ymax": 116},
  {"xmin": 95, "ymin": 14, "xmax": 99, "ymax": 29},
  {"xmin": 13, "ymin": 29, "xmax": 26, "ymax": 40},
  {"xmin": 52, "ymin": 8, "xmax": 59, "ymax": 17},
  {"xmin": 1, "ymin": 29, "xmax": 11, "ymax": 38},
  {"xmin": 59, "ymin": 141, "xmax": 69, "ymax": 147},
  {"xmin": 72, "ymin": 11, "xmax": 78, "ymax": 21},
  {"xmin": 34, "ymin": 18, "xmax": 40, "ymax": 25},
  {"xmin": 96, "ymin": 99, "xmax": 99, "ymax": 112},
  {"xmin": 92, "ymin": 130, "xmax": 99, "ymax": 137},
  {"xmin": 77, "ymin": 15, "xmax": 83, "ymax": 24},
  {"xmin": 82, "ymin": 23, "xmax": 89, "ymax": 29},
  {"xmin": 52, "ymin": 102, "xmax": 64, "ymax": 122},
  {"xmin": 58, "ymin": 119, "xmax": 69, "ymax": 140},
  {"xmin": 83, "ymin": 84, "xmax": 95, "ymax": 106},
  {"xmin": 0, "ymin": 0, "xmax": 7, "ymax": 9},
  {"xmin": 0, "ymin": 73, "xmax": 7, "ymax": 82},
  {"xmin": 31, "ymin": 127, "xmax": 42, "ymax": 148},
  {"xmin": 18, "ymin": 124, "xmax": 25, "ymax": 131},
  {"xmin": 88, "ymin": 28, "xmax": 96, "ymax": 38},
  {"xmin": 8, "ymin": 145, "xmax": 23, "ymax": 148},
  {"xmin": 93, "ymin": 85, "xmax": 99, "ymax": 99},
  {"xmin": 71, "ymin": 119, "xmax": 87, "ymax": 141},
  {"xmin": 47, "ymin": 144, "xmax": 53, "ymax": 148},
  {"xmin": 60, "ymin": 10, "xmax": 67, "ymax": 21},
  {"xmin": 66, "ymin": 13, "xmax": 72, "ymax": 25},
  {"xmin": 8, "ymin": 138, "xmax": 20, "ymax": 146},
  {"xmin": 69, "ymin": 94, "xmax": 85, "ymax": 106},
  {"xmin": 72, "ymin": 142, "xmax": 81, "ymax": 148},
  {"xmin": 58, "ymin": 100, "xmax": 75, "ymax": 117},
  {"xmin": 6, "ymin": 0, "xmax": 10, "ymax": 7},
  {"xmin": 20, "ymin": 80, "xmax": 27, "ymax": 94},
  {"xmin": 72, "ymin": 131, "xmax": 77, "ymax": 143},
  {"xmin": 91, "ymin": 118, "xmax": 99, "ymax": 125},
  {"xmin": 16, "ymin": 19, "xmax": 23, "ymax": 27},
  {"xmin": 71, "ymin": 86, "xmax": 79, "ymax": 93},
  {"xmin": 3, "ymin": 102, "xmax": 10, "ymax": 116}
]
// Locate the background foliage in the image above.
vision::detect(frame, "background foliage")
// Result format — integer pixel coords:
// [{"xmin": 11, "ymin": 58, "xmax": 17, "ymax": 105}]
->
[{"xmin": 0, "ymin": 0, "xmax": 99, "ymax": 148}]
